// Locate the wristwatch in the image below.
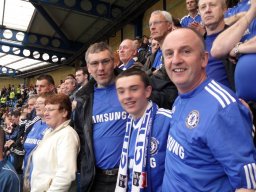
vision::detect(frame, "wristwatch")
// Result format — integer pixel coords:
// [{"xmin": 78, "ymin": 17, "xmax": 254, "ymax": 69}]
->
[{"xmin": 234, "ymin": 42, "xmax": 242, "ymax": 57}]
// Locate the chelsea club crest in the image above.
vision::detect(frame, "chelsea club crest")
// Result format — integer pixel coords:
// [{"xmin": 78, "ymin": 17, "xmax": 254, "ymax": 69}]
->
[
  {"xmin": 186, "ymin": 110, "xmax": 199, "ymax": 129},
  {"xmin": 150, "ymin": 137, "xmax": 159, "ymax": 156}
]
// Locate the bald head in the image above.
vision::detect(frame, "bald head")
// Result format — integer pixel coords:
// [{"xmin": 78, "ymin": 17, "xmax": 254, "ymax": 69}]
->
[{"xmin": 162, "ymin": 28, "xmax": 208, "ymax": 94}]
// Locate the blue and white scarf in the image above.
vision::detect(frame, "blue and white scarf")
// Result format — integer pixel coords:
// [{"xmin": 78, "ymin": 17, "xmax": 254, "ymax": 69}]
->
[{"xmin": 116, "ymin": 101, "xmax": 157, "ymax": 192}]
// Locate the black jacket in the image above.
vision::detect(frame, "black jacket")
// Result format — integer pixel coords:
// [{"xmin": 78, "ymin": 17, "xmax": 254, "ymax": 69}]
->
[
  {"xmin": 150, "ymin": 66, "xmax": 178, "ymax": 109},
  {"xmin": 74, "ymin": 68, "xmax": 122, "ymax": 191}
]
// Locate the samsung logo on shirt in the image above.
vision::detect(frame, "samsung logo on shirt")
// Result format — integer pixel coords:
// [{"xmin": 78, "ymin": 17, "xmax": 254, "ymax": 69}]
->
[
  {"xmin": 167, "ymin": 135, "xmax": 185, "ymax": 159},
  {"xmin": 25, "ymin": 138, "xmax": 41, "ymax": 145},
  {"xmin": 92, "ymin": 111, "xmax": 127, "ymax": 123}
]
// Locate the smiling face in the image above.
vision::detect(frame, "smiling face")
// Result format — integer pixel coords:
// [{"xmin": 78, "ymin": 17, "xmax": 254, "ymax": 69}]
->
[
  {"xmin": 116, "ymin": 75, "xmax": 152, "ymax": 119},
  {"xmin": 162, "ymin": 28, "xmax": 208, "ymax": 94},
  {"xmin": 87, "ymin": 50, "xmax": 115, "ymax": 88}
]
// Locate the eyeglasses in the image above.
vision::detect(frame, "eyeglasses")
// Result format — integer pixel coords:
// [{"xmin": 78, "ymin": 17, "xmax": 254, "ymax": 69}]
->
[
  {"xmin": 44, "ymin": 108, "xmax": 59, "ymax": 112},
  {"xmin": 148, "ymin": 20, "xmax": 169, "ymax": 27},
  {"xmin": 88, "ymin": 58, "xmax": 112, "ymax": 68},
  {"xmin": 35, "ymin": 102, "xmax": 45, "ymax": 106}
]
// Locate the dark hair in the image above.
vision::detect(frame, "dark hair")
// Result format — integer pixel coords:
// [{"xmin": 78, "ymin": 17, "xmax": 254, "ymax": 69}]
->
[
  {"xmin": 45, "ymin": 94, "xmax": 72, "ymax": 119},
  {"xmin": 116, "ymin": 67, "xmax": 151, "ymax": 87},
  {"xmin": 76, "ymin": 67, "xmax": 89, "ymax": 80},
  {"xmin": 66, "ymin": 74, "xmax": 76, "ymax": 80},
  {"xmin": 11, "ymin": 110, "xmax": 21, "ymax": 117},
  {"xmin": 76, "ymin": 67, "xmax": 89, "ymax": 75},
  {"xmin": 37, "ymin": 74, "xmax": 55, "ymax": 86},
  {"xmin": 173, "ymin": 17, "xmax": 182, "ymax": 28}
]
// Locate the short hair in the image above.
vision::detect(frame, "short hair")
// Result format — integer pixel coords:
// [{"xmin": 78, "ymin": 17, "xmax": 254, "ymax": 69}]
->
[
  {"xmin": 116, "ymin": 67, "xmax": 151, "ymax": 88},
  {"xmin": 45, "ymin": 94, "xmax": 72, "ymax": 119},
  {"xmin": 28, "ymin": 94, "xmax": 38, "ymax": 101},
  {"xmin": 38, "ymin": 92, "xmax": 54, "ymax": 100},
  {"xmin": 172, "ymin": 17, "xmax": 182, "ymax": 28},
  {"xmin": 198, "ymin": 0, "xmax": 226, "ymax": 9},
  {"xmin": 121, "ymin": 39, "xmax": 137, "ymax": 50},
  {"xmin": 37, "ymin": 74, "xmax": 55, "ymax": 86},
  {"xmin": 134, "ymin": 37, "xmax": 142, "ymax": 44},
  {"xmin": 151, "ymin": 10, "xmax": 173, "ymax": 24},
  {"xmin": 11, "ymin": 110, "xmax": 21, "ymax": 117},
  {"xmin": 76, "ymin": 67, "xmax": 89, "ymax": 76},
  {"xmin": 66, "ymin": 74, "xmax": 76, "ymax": 80},
  {"xmin": 85, "ymin": 42, "xmax": 114, "ymax": 64}
]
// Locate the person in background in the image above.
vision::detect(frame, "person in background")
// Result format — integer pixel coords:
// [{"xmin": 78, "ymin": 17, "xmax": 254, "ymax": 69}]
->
[
  {"xmin": 75, "ymin": 67, "xmax": 89, "ymax": 90},
  {"xmin": 23, "ymin": 93, "xmax": 50, "ymax": 174},
  {"xmin": 180, "ymin": 0, "xmax": 202, "ymax": 27},
  {"xmin": 133, "ymin": 37, "xmax": 148, "ymax": 65},
  {"xmin": 199, "ymin": 0, "xmax": 233, "ymax": 89},
  {"xmin": 144, "ymin": 10, "xmax": 173, "ymax": 74},
  {"xmin": 211, "ymin": 0, "xmax": 256, "ymax": 102},
  {"xmin": 0, "ymin": 128, "xmax": 20, "ymax": 192},
  {"xmin": 118, "ymin": 39, "xmax": 143, "ymax": 70},
  {"xmin": 35, "ymin": 74, "xmax": 55, "ymax": 95},
  {"xmin": 64, "ymin": 76, "xmax": 78, "ymax": 101}
]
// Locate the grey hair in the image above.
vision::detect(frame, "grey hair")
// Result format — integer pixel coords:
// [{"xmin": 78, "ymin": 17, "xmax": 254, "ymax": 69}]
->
[{"xmin": 151, "ymin": 10, "xmax": 173, "ymax": 24}]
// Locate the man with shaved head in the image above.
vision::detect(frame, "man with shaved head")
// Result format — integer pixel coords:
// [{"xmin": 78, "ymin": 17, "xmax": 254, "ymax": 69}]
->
[{"xmin": 161, "ymin": 28, "xmax": 256, "ymax": 191}]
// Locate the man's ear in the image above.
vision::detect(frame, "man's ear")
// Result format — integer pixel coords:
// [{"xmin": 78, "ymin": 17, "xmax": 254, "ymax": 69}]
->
[{"xmin": 145, "ymin": 85, "xmax": 152, "ymax": 98}]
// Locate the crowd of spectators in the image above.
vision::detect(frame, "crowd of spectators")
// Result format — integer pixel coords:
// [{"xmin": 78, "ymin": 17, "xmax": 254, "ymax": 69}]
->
[{"xmin": 0, "ymin": 0, "xmax": 256, "ymax": 191}]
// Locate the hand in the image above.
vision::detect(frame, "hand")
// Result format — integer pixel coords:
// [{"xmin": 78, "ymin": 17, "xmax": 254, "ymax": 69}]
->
[
  {"xmin": 72, "ymin": 100, "xmax": 77, "ymax": 111},
  {"xmin": 228, "ymin": 55, "xmax": 237, "ymax": 64},
  {"xmin": 189, "ymin": 22, "xmax": 206, "ymax": 36},
  {"xmin": 229, "ymin": 46, "xmax": 236, "ymax": 58},
  {"xmin": 4, "ymin": 140, "xmax": 14, "ymax": 148}
]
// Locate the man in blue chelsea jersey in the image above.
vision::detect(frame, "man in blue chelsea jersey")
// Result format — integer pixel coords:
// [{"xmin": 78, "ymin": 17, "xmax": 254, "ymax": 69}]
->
[
  {"xmin": 74, "ymin": 42, "xmax": 127, "ymax": 192},
  {"xmin": 161, "ymin": 27, "xmax": 256, "ymax": 191}
]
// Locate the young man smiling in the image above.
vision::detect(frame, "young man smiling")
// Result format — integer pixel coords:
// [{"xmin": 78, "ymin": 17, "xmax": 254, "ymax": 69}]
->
[{"xmin": 115, "ymin": 68, "xmax": 171, "ymax": 191}]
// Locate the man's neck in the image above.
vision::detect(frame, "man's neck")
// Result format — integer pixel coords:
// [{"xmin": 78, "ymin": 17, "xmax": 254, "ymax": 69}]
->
[
  {"xmin": 122, "ymin": 58, "xmax": 133, "ymax": 65},
  {"xmin": 189, "ymin": 10, "xmax": 198, "ymax": 18},
  {"xmin": 206, "ymin": 21, "xmax": 225, "ymax": 36}
]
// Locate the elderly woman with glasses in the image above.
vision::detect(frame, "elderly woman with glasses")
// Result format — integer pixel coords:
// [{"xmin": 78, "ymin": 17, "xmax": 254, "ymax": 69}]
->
[{"xmin": 25, "ymin": 94, "xmax": 80, "ymax": 192}]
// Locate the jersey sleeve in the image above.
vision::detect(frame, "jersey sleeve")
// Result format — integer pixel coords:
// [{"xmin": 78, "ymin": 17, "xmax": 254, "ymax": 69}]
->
[{"xmin": 206, "ymin": 102, "xmax": 256, "ymax": 189}]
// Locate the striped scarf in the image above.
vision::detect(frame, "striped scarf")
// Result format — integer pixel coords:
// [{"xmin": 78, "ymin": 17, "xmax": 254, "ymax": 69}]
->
[{"xmin": 115, "ymin": 101, "xmax": 156, "ymax": 192}]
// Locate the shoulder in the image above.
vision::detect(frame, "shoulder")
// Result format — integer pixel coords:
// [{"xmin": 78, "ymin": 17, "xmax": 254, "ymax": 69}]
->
[
  {"xmin": 180, "ymin": 15, "xmax": 189, "ymax": 22},
  {"xmin": 75, "ymin": 79, "xmax": 95, "ymax": 98},
  {"xmin": 156, "ymin": 108, "xmax": 172, "ymax": 118},
  {"xmin": 0, "ymin": 161, "xmax": 19, "ymax": 183},
  {"xmin": 203, "ymin": 80, "xmax": 237, "ymax": 109}
]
